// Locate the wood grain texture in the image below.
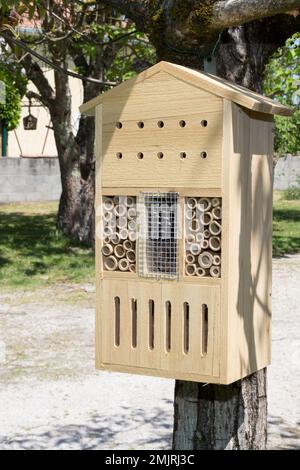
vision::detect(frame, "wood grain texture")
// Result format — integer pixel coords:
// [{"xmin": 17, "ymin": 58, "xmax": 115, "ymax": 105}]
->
[
  {"xmin": 80, "ymin": 61, "xmax": 292, "ymax": 116},
  {"xmin": 222, "ymin": 101, "xmax": 272, "ymax": 384}
]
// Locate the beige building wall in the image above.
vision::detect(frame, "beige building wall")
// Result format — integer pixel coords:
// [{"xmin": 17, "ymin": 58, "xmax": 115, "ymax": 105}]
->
[{"xmin": 8, "ymin": 69, "xmax": 83, "ymax": 157}]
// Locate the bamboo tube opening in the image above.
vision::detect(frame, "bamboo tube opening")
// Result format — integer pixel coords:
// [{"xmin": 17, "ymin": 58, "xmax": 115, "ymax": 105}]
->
[
  {"xmin": 125, "ymin": 196, "xmax": 135, "ymax": 208},
  {"xmin": 209, "ymin": 236, "xmax": 221, "ymax": 251},
  {"xmin": 119, "ymin": 258, "xmax": 129, "ymax": 271},
  {"xmin": 201, "ymin": 239, "xmax": 209, "ymax": 249},
  {"xmin": 127, "ymin": 207, "xmax": 137, "ymax": 220},
  {"xmin": 114, "ymin": 204, "xmax": 127, "ymax": 217},
  {"xmin": 186, "ymin": 197, "xmax": 197, "ymax": 209},
  {"xmin": 103, "ymin": 226, "xmax": 113, "ymax": 237},
  {"xmin": 196, "ymin": 232, "xmax": 204, "ymax": 243},
  {"xmin": 123, "ymin": 239, "xmax": 133, "ymax": 251},
  {"xmin": 111, "ymin": 232, "xmax": 120, "ymax": 245},
  {"xmin": 209, "ymin": 221, "xmax": 222, "ymax": 236},
  {"xmin": 119, "ymin": 228, "xmax": 129, "ymax": 240},
  {"xmin": 129, "ymin": 231, "xmax": 137, "ymax": 242},
  {"xmin": 201, "ymin": 211, "xmax": 213, "ymax": 226},
  {"xmin": 117, "ymin": 217, "xmax": 127, "ymax": 229},
  {"xmin": 126, "ymin": 249, "xmax": 136, "ymax": 263},
  {"xmin": 190, "ymin": 243, "xmax": 202, "ymax": 256},
  {"xmin": 213, "ymin": 254, "xmax": 221, "ymax": 266},
  {"xmin": 186, "ymin": 253, "xmax": 195, "ymax": 264},
  {"xmin": 196, "ymin": 267, "xmax": 206, "ymax": 277},
  {"xmin": 103, "ymin": 255, "xmax": 118, "ymax": 271},
  {"xmin": 186, "ymin": 233, "xmax": 195, "ymax": 244},
  {"xmin": 113, "ymin": 196, "xmax": 119, "ymax": 205},
  {"xmin": 101, "ymin": 244, "xmax": 113, "ymax": 256},
  {"xmin": 204, "ymin": 229, "xmax": 210, "ymax": 239},
  {"xmin": 128, "ymin": 219, "xmax": 136, "ymax": 231},
  {"xmin": 198, "ymin": 197, "xmax": 211, "ymax": 212},
  {"xmin": 188, "ymin": 219, "xmax": 200, "ymax": 233},
  {"xmin": 185, "ymin": 264, "xmax": 196, "ymax": 276},
  {"xmin": 198, "ymin": 251, "xmax": 213, "ymax": 269},
  {"xmin": 211, "ymin": 197, "xmax": 221, "ymax": 208},
  {"xmin": 103, "ymin": 211, "xmax": 113, "ymax": 222},
  {"xmin": 103, "ymin": 198, "xmax": 114, "ymax": 211},
  {"xmin": 210, "ymin": 265, "xmax": 220, "ymax": 277},
  {"xmin": 212, "ymin": 207, "xmax": 222, "ymax": 220},
  {"xmin": 185, "ymin": 208, "xmax": 194, "ymax": 221},
  {"xmin": 129, "ymin": 264, "xmax": 136, "ymax": 273},
  {"xmin": 114, "ymin": 244, "xmax": 126, "ymax": 258}
]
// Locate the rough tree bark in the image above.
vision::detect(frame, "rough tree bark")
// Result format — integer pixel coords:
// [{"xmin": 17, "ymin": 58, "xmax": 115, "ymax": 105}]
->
[{"xmin": 98, "ymin": 0, "xmax": 300, "ymax": 450}]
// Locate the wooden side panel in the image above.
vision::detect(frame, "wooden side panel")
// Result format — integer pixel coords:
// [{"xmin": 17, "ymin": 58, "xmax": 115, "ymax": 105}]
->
[
  {"xmin": 99, "ymin": 280, "xmax": 220, "ymax": 382},
  {"xmin": 223, "ymin": 101, "xmax": 273, "ymax": 384},
  {"xmin": 101, "ymin": 71, "xmax": 223, "ymax": 188}
]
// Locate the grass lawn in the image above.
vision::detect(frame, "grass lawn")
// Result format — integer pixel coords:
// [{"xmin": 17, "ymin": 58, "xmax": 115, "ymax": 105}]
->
[
  {"xmin": 0, "ymin": 195, "xmax": 299, "ymax": 290},
  {"xmin": 0, "ymin": 201, "xmax": 94, "ymax": 290}
]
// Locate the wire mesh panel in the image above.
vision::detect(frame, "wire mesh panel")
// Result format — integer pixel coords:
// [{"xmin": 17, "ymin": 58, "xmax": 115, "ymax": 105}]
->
[{"xmin": 138, "ymin": 192, "xmax": 179, "ymax": 280}]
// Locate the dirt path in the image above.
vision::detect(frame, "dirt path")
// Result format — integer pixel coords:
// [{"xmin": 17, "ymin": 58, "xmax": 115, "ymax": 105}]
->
[{"xmin": 0, "ymin": 256, "xmax": 299, "ymax": 450}]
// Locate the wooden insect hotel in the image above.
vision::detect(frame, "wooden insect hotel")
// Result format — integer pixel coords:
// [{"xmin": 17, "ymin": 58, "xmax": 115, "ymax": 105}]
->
[{"xmin": 80, "ymin": 61, "xmax": 292, "ymax": 384}]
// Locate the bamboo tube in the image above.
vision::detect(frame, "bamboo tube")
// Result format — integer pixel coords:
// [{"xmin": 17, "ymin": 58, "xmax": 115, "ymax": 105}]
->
[
  {"xmin": 208, "ymin": 236, "xmax": 221, "ymax": 251},
  {"xmin": 186, "ymin": 233, "xmax": 195, "ymax": 244},
  {"xmin": 123, "ymin": 239, "xmax": 133, "ymax": 251},
  {"xmin": 119, "ymin": 258, "xmax": 129, "ymax": 271},
  {"xmin": 128, "ymin": 231, "xmax": 137, "ymax": 242},
  {"xmin": 212, "ymin": 207, "xmax": 222, "ymax": 220},
  {"xmin": 211, "ymin": 197, "xmax": 221, "ymax": 208},
  {"xmin": 213, "ymin": 254, "xmax": 221, "ymax": 266},
  {"xmin": 103, "ymin": 226, "xmax": 113, "ymax": 237},
  {"xmin": 196, "ymin": 267, "xmax": 206, "ymax": 277},
  {"xmin": 117, "ymin": 216, "xmax": 127, "ymax": 229},
  {"xmin": 103, "ymin": 211, "xmax": 113, "ymax": 223},
  {"xmin": 101, "ymin": 244, "xmax": 113, "ymax": 256},
  {"xmin": 127, "ymin": 207, "xmax": 137, "ymax": 220},
  {"xmin": 185, "ymin": 264, "xmax": 196, "ymax": 276},
  {"xmin": 210, "ymin": 266, "xmax": 220, "ymax": 277},
  {"xmin": 187, "ymin": 219, "xmax": 200, "ymax": 233},
  {"xmin": 128, "ymin": 219, "xmax": 136, "ymax": 231},
  {"xmin": 190, "ymin": 243, "xmax": 202, "ymax": 256},
  {"xmin": 104, "ymin": 236, "xmax": 111, "ymax": 245},
  {"xmin": 103, "ymin": 255, "xmax": 118, "ymax": 271},
  {"xmin": 113, "ymin": 196, "xmax": 119, "ymax": 205},
  {"xmin": 111, "ymin": 232, "xmax": 120, "ymax": 245},
  {"xmin": 186, "ymin": 197, "xmax": 197, "ymax": 209},
  {"xmin": 198, "ymin": 197, "xmax": 211, "ymax": 212},
  {"xmin": 185, "ymin": 208, "xmax": 194, "ymax": 221},
  {"xmin": 119, "ymin": 228, "xmax": 129, "ymax": 240},
  {"xmin": 209, "ymin": 220, "xmax": 222, "ymax": 236},
  {"xmin": 195, "ymin": 232, "xmax": 204, "ymax": 243},
  {"xmin": 114, "ymin": 204, "xmax": 127, "ymax": 217},
  {"xmin": 200, "ymin": 211, "xmax": 213, "ymax": 226},
  {"xmin": 198, "ymin": 251, "xmax": 214, "ymax": 269},
  {"xmin": 201, "ymin": 239, "xmax": 209, "ymax": 249},
  {"xmin": 125, "ymin": 196, "xmax": 135, "ymax": 208},
  {"xmin": 126, "ymin": 249, "xmax": 136, "ymax": 263},
  {"xmin": 103, "ymin": 197, "xmax": 114, "ymax": 211},
  {"xmin": 186, "ymin": 253, "xmax": 195, "ymax": 264},
  {"xmin": 129, "ymin": 264, "xmax": 136, "ymax": 273},
  {"xmin": 114, "ymin": 244, "xmax": 125, "ymax": 258},
  {"xmin": 204, "ymin": 229, "xmax": 210, "ymax": 238}
]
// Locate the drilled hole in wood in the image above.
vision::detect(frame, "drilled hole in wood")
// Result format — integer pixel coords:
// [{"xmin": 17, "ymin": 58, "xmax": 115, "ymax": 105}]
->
[
  {"xmin": 149, "ymin": 299, "xmax": 155, "ymax": 350},
  {"xmin": 201, "ymin": 120, "xmax": 208, "ymax": 127},
  {"xmin": 202, "ymin": 304, "xmax": 208, "ymax": 356},
  {"xmin": 157, "ymin": 152, "xmax": 164, "ymax": 159},
  {"xmin": 131, "ymin": 298, "xmax": 137, "ymax": 348},
  {"xmin": 166, "ymin": 301, "xmax": 171, "ymax": 352},
  {"xmin": 179, "ymin": 120, "xmax": 186, "ymax": 127},
  {"xmin": 137, "ymin": 121, "xmax": 144, "ymax": 128},
  {"xmin": 116, "ymin": 122, "xmax": 122, "ymax": 129},
  {"xmin": 180, "ymin": 152, "xmax": 187, "ymax": 159},
  {"xmin": 183, "ymin": 302, "xmax": 189, "ymax": 354},
  {"xmin": 116, "ymin": 152, "xmax": 123, "ymax": 159},
  {"xmin": 137, "ymin": 152, "xmax": 144, "ymax": 159},
  {"xmin": 157, "ymin": 120, "xmax": 164, "ymax": 128},
  {"xmin": 114, "ymin": 296, "xmax": 120, "ymax": 347},
  {"xmin": 200, "ymin": 151, "xmax": 207, "ymax": 159}
]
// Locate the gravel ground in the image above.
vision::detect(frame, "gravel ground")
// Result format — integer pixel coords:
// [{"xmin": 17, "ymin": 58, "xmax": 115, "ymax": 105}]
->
[{"xmin": 0, "ymin": 256, "xmax": 299, "ymax": 450}]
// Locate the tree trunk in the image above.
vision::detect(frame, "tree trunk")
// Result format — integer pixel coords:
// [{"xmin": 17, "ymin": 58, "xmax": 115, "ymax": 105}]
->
[{"xmin": 165, "ymin": 18, "xmax": 295, "ymax": 450}]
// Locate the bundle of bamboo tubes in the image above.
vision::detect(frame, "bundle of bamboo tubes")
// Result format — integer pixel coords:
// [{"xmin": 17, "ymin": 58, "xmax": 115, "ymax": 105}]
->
[
  {"xmin": 185, "ymin": 196, "xmax": 222, "ymax": 278},
  {"xmin": 102, "ymin": 195, "xmax": 137, "ymax": 272}
]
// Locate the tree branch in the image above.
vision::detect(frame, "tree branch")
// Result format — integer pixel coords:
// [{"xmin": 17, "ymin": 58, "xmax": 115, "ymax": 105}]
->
[{"xmin": 212, "ymin": 0, "xmax": 300, "ymax": 30}]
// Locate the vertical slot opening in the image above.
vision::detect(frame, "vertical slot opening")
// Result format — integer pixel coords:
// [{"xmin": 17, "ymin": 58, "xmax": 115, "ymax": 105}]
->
[
  {"xmin": 166, "ymin": 301, "xmax": 171, "ymax": 352},
  {"xmin": 202, "ymin": 304, "xmax": 208, "ymax": 356},
  {"xmin": 131, "ymin": 298, "xmax": 137, "ymax": 348},
  {"xmin": 183, "ymin": 302, "xmax": 189, "ymax": 354},
  {"xmin": 149, "ymin": 299, "xmax": 155, "ymax": 350},
  {"xmin": 114, "ymin": 296, "xmax": 120, "ymax": 347}
]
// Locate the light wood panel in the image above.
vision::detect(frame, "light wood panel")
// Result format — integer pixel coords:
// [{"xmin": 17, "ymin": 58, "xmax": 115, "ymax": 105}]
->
[{"xmin": 222, "ymin": 101, "xmax": 273, "ymax": 384}]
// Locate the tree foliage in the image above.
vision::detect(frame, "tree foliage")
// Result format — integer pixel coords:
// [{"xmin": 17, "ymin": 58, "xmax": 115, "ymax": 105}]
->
[
  {"xmin": 264, "ymin": 33, "xmax": 300, "ymax": 155},
  {"xmin": 0, "ymin": 65, "xmax": 27, "ymax": 130}
]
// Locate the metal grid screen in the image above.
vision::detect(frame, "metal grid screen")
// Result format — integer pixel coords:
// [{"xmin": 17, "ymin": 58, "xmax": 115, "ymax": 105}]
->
[{"xmin": 138, "ymin": 192, "xmax": 179, "ymax": 280}]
